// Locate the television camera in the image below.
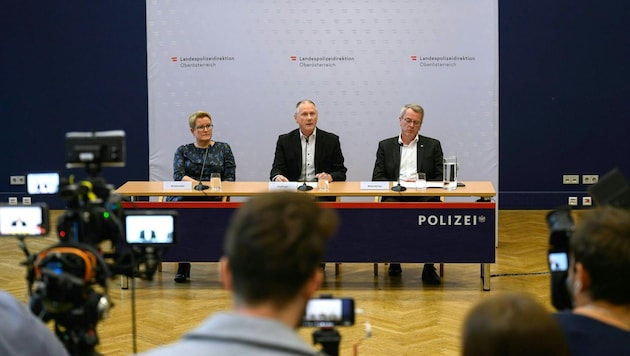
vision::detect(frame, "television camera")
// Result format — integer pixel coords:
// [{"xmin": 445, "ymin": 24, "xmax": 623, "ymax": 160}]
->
[
  {"xmin": 546, "ymin": 168, "xmax": 630, "ymax": 310},
  {"xmin": 1, "ymin": 130, "xmax": 177, "ymax": 356}
]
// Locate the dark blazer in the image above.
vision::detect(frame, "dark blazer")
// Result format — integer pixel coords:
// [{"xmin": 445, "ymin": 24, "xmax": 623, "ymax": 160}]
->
[
  {"xmin": 270, "ymin": 128, "xmax": 347, "ymax": 181},
  {"xmin": 372, "ymin": 135, "xmax": 444, "ymax": 202}
]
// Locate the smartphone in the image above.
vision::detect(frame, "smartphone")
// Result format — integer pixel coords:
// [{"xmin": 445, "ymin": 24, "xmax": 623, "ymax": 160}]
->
[
  {"xmin": 548, "ymin": 251, "xmax": 569, "ymax": 272},
  {"xmin": 26, "ymin": 172, "xmax": 60, "ymax": 194},
  {"xmin": 123, "ymin": 210, "xmax": 177, "ymax": 245},
  {"xmin": 302, "ymin": 297, "xmax": 355, "ymax": 327},
  {"xmin": 0, "ymin": 203, "xmax": 49, "ymax": 237}
]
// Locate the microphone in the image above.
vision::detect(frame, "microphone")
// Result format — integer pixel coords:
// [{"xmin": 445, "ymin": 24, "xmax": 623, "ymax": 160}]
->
[
  {"xmin": 194, "ymin": 146, "xmax": 210, "ymax": 191},
  {"xmin": 297, "ymin": 136, "xmax": 313, "ymax": 191},
  {"xmin": 391, "ymin": 142, "xmax": 407, "ymax": 192}
]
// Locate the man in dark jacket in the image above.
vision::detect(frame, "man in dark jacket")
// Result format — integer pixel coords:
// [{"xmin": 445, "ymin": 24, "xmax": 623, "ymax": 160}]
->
[
  {"xmin": 372, "ymin": 104, "xmax": 444, "ymax": 283},
  {"xmin": 270, "ymin": 99, "xmax": 347, "ymax": 185}
]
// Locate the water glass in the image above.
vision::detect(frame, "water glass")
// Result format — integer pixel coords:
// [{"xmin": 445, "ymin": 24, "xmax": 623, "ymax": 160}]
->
[
  {"xmin": 417, "ymin": 172, "xmax": 427, "ymax": 191},
  {"xmin": 210, "ymin": 173, "xmax": 221, "ymax": 191},
  {"xmin": 443, "ymin": 155, "xmax": 458, "ymax": 190},
  {"xmin": 317, "ymin": 178, "xmax": 329, "ymax": 191}
]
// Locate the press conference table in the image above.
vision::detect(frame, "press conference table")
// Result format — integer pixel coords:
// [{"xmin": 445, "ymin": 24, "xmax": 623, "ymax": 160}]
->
[
  {"xmin": 115, "ymin": 181, "xmax": 497, "ymax": 290},
  {"xmin": 115, "ymin": 180, "xmax": 496, "ymax": 200}
]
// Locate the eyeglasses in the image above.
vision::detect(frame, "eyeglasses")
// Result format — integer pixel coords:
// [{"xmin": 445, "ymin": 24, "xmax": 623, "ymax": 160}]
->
[
  {"xmin": 403, "ymin": 118, "xmax": 422, "ymax": 126},
  {"xmin": 195, "ymin": 124, "xmax": 214, "ymax": 131}
]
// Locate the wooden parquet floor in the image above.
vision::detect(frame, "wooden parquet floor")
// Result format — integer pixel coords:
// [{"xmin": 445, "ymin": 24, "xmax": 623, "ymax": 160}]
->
[{"xmin": 0, "ymin": 210, "xmax": 556, "ymax": 355}]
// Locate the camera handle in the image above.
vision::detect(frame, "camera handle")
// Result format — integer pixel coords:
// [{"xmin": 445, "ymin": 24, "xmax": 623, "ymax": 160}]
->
[{"xmin": 312, "ymin": 327, "xmax": 341, "ymax": 356}]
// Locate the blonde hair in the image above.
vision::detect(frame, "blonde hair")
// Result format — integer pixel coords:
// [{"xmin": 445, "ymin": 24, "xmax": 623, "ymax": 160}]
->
[{"xmin": 188, "ymin": 111, "xmax": 212, "ymax": 129}]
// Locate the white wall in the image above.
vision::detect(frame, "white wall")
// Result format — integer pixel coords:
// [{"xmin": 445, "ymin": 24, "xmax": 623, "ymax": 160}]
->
[{"xmin": 147, "ymin": 0, "xmax": 498, "ymax": 197}]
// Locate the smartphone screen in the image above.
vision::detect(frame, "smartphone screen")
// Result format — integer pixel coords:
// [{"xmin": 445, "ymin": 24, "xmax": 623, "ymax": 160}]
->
[
  {"xmin": 548, "ymin": 251, "xmax": 569, "ymax": 272},
  {"xmin": 302, "ymin": 298, "xmax": 355, "ymax": 327},
  {"xmin": 124, "ymin": 211, "xmax": 177, "ymax": 245},
  {"xmin": 0, "ymin": 204, "xmax": 49, "ymax": 236}
]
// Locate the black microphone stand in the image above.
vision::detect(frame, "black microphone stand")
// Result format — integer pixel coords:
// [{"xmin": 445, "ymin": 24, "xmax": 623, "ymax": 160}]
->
[
  {"xmin": 298, "ymin": 136, "xmax": 313, "ymax": 191},
  {"xmin": 194, "ymin": 181, "xmax": 209, "ymax": 191},
  {"xmin": 391, "ymin": 142, "xmax": 406, "ymax": 192},
  {"xmin": 194, "ymin": 146, "xmax": 209, "ymax": 191}
]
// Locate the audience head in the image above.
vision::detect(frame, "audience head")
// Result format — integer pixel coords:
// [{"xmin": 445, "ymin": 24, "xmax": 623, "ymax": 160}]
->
[
  {"xmin": 569, "ymin": 206, "xmax": 630, "ymax": 306},
  {"xmin": 294, "ymin": 99, "xmax": 318, "ymax": 136},
  {"xmin": 221, "ymin": 192, "xmax": 338, "ymax": 311},
  {"xmin": 462, "ymin": 292, "xmax": 569, "ymax": 356}
]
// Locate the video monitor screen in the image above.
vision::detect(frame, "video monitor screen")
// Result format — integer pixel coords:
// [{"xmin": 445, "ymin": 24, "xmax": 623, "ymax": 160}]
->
[
  {"xmin": 302, "ymin": 297, "xmax": 355, "ymax": 327},
  {"xmin": 27, "ymin": 172, "xmax": 60, "ymax": 194},
  {"xmin": 124, "ymin": 211, "xmax": 177, "ymax": 245},
  {"xmin": 0, "ymin": 204, "xmax": 49, "ymax": 236},
  {"xmin": 548, "ymin": 252, "xmax": 569, "ymax": 272}
]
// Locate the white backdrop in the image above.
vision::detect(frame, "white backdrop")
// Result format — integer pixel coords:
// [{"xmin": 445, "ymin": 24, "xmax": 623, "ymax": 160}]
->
[{"xmin": 146, "ymin": 0, "xmax": 498, "ymax": 199}]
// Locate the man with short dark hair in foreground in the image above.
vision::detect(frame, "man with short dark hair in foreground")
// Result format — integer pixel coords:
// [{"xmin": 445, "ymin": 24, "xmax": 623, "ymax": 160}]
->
[
  {"xmin": 143, "ymin": 192, "xmax": 338, "ymax": 355},
  {"xmin": 553, "ymin": 206, "xmax": 630, "ymax": 356}
]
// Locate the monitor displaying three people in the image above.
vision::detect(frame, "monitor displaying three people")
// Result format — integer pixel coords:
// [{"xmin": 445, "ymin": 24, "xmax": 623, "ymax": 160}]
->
[
  {"xmin": 0, "ymin": 205, "xmax": 48, "ymax": 236},
  {"xmin": 124, "ymin": 212, "xmax": 176, "ymax": 245}
]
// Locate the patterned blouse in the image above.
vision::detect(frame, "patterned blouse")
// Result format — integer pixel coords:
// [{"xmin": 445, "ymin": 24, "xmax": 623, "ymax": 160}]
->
[{"xmin": 172, "ymin": 142, "xmax": 236, "ymax": 182}]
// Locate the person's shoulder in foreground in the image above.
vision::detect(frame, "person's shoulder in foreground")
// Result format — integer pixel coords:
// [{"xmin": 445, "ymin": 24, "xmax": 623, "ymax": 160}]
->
[
  {"xmin": 554, "ymin": 311, "xmax": 630, "ymax": 356},
  {"xmin": 0, "ymin": 290, "xmax": 69, "ymax": 356},
  {"xmin": 551, "ymin": 206, "xmax": 630, "ymax": 356},
  {"xmin": 141, "ymin": 312, "xmax": 323, "ymax": 356}
]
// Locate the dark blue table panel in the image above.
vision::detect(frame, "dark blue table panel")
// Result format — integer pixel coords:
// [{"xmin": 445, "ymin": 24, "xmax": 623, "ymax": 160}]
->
[{"xmin": 122, "ymin": 202, "xmax": 496, "ymax": 264}]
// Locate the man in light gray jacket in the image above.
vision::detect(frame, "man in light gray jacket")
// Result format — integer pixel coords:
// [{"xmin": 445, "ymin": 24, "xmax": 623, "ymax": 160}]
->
[{"xmin": 143, "ymin": 192, "xmax": 338, "ymax": 355}]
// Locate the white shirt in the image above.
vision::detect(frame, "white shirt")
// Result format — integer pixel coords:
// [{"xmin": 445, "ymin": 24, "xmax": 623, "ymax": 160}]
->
[
  {"xmin": 300, "ymin": 129, "xmax": 316, "ymax": 181},
  {"xmin": 398, "ymin": 135, "xmax": 418, "ymax": 180}
]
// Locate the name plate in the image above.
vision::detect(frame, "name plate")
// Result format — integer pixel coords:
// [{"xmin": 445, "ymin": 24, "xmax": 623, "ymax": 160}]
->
[
  {"xmin": 360, "ymin": 181, "xmax": 390, "ymax": 190},
  {"xmin": 268, "ymin": 181, "xmax": 298, "ymax": 190},
  {"xmin": 163, "ymin": 181, "xmax": 193, "ymax": 190}
]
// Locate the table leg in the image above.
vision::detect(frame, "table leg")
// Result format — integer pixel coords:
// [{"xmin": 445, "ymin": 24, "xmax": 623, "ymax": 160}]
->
[
  {"xmin": 120, "ymin": 275, "xmax": 129, "ymax": 290},
  {"xmin": 481, "ymin": 263, "xmax": 491, "ymax": 291}
]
